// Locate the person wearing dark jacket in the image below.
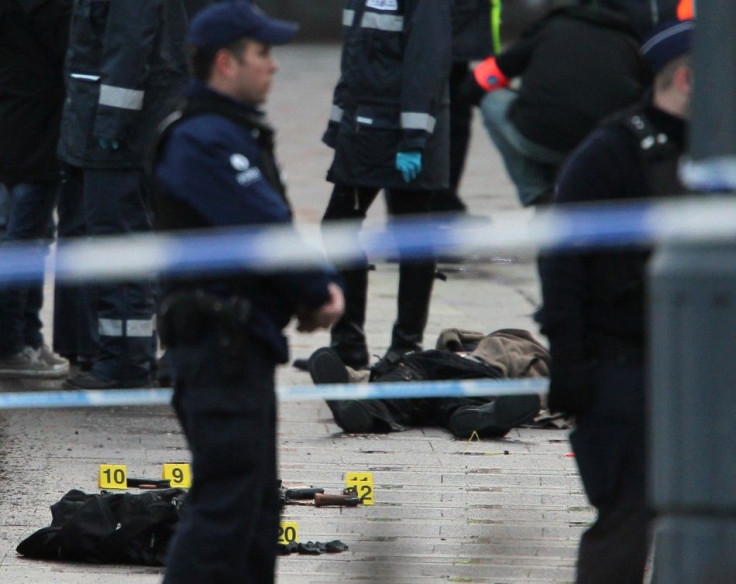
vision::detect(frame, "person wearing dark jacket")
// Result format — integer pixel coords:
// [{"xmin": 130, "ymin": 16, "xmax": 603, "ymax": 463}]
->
[
  {"xmin": 154, "ymin": 4, "xmax": 344, "ymax": 581},
  {"xmin": 431, "ymin": 0, "xmax": 493, "ymax": 215},
  {"xmin": 467, "ymin": 5, "xmax": 649, "ymax": 206},
  {"xmin": 56, "ymin": 0, "xmax": 189, "ymax": 389},
  {"xmin": 0, "ymin": 0, "xmax": 71, "ymax": 378},
  {"xmin": 321, "ymin": 0, "xmax": 453, "ymax": 371},
  {"xmin": 587, "ymin": 0, "xmax": 680, "ymax": 37},
  {"xmin": 536, "ymin": 19, "xmax": 694, "ymax": 583}
]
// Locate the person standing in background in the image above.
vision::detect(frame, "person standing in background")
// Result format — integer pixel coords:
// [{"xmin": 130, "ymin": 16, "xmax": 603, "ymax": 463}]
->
[
  {"xmin": 320, "ymin": 0, "xmax": 453, "ymax": 372},
  {"xmin": 0, "ymin": 0, "xmax": 72, "ymax": 379},
  {"xmin": 56, "ymin": 0, "xmax": 189, "ymax": 389}
]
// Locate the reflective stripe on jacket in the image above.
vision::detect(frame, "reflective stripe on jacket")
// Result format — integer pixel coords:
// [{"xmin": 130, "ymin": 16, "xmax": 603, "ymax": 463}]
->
[
  {"xmin": 58, "ymin": 0, "xmax": 189, "ymax": 169},
  {"xmin": 325, "ymin": 0, "xmax": 453, "ymax": 191}
]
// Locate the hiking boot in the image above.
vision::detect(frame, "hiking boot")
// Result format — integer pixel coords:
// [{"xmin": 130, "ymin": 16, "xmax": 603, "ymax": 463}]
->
[
  {"xmin": 447, "ymin": 394, "xmax": 541, "ymax": 439},
  {"xmin": 0, "ymin": 346, "xmax": 68, "ymax": 379},
  {"xmin": 33, "ymin": 345, "xmax": 70, "ymax": 376},
  {"xmin": 62, "ymin": 372, "xmax": 154, "ymax": 390}
]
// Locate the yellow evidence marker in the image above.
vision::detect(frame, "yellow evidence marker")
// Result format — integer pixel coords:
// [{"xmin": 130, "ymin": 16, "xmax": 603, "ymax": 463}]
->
[
  {"xmin": 162, "ymin": 463, "xmax": 192, "ymax": 488},
  {"xmin": 345, "ymin": 471, "xmax": 374, "ymax": 505},
  {"xmin": 99, "ymin": 464, "xmax": 128, "ymax": 490}
]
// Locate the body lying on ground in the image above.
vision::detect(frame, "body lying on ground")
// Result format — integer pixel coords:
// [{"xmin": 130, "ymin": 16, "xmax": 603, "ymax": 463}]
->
[{"xmin": 309, "ymin": 328, "xmax": 561, "ymax": 438}]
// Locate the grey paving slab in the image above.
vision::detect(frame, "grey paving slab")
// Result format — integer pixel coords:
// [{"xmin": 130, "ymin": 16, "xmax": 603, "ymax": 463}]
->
[{"xmin": 0, "ymin": 43, "xmax": 591, "ymax": 584}]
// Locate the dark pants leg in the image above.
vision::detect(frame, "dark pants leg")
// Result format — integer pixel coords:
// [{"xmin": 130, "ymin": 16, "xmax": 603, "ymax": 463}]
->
[
  {"xmin": 431, "ymin": 62, "xmax": 472, "ymax": 213},
  {"xmin": 571, "ymin": 359, "xmax": 652, "ymax": 584},
  {"xmin": 164, "ymin": 331, "xmax": 279, "ymax": 584},
  {"xmin": 0, "ymin": 181, "xmax": 57, "ymax": 356},
  {"xmin": 322, "ymin": 185, "xmax": 380, "ymax": 367},
  {"xmin": 385, "ymin": 188, "xmax": 435, "ymax": 353},
  {"xmin": 83, "ymin": 169, "xmax": 155, "ymax": 381},
  {"xmin": 53, "ymin": 165, "xmax": 99, "ymax": 361}
]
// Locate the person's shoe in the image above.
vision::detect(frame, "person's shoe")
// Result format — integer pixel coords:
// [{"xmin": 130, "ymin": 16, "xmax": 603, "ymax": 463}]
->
[
  {"xmin": 447, "ymin": 394, "xmax": 541, "ymax": 439},
  {"xmin": 32, "ymin": 345, "xmax": 70, "ymax": 376},
  {"xmin": 0, "ymin": 346, "xmax": 68, "ymax": 379},
  {"xmin": 307, "ymin": 347, "xmax": 350, "ymax": 385},
  {"xmin": 62, "ymin": 372, "xmax": 154, "ymax": 390}
]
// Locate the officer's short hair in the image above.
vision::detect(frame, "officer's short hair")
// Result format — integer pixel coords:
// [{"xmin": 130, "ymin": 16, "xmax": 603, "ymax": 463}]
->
[{"xmin": 190, "ymin": 38, "xmax": 249, "ymax": 82}]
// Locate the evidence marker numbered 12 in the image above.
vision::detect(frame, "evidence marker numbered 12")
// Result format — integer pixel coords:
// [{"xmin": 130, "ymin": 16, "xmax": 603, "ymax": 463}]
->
[{"xmin": 345, "ymin": 472, "xmax": 374, "ymax": 505}]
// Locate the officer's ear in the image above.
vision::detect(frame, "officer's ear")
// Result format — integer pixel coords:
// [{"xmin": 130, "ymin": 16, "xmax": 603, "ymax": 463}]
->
[{"xmin": 673, "ymin": 59, "xmax": 693, "ymax": 97}]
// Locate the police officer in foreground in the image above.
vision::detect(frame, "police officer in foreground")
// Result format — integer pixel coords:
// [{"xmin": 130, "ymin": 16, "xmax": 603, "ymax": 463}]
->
[
  {"xmin": 536, "ymin": 19, "xmax": 695, "ymax": 584},
  {"xmin": 153, "ymin": 3, "xmax": 344, "ymax": 582}
]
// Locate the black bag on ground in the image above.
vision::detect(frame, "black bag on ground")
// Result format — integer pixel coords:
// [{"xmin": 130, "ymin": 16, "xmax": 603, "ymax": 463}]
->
[{"xmin": 17, "ymin": 488, "xmax": 186, "ymax": 565}]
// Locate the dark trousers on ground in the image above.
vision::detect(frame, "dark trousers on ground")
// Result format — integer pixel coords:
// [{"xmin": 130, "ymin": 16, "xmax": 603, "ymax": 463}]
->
[
  {"xmin": 163, "ymin": 328, "xmax": 279, "ymax": 584},
  {"xmin": 53, "ymin": 165, "xmax": 155, "ymax": 380},
  {"xmin": 322, "ymin": 184, "xmax": 436, "ymax": 366},
  {"xmin": 571, "ymin": 358, "xmax": 652, "ymax": 584},
  {"xmin": 0, "ymin": 181, "xmax": 57, "ymax": 356}
]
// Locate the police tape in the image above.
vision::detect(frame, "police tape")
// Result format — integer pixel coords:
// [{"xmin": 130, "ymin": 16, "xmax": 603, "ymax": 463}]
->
[
  {"xmin": 0, "ymin": 378, "xmax": 549, "ymax": 410},
  {"xmin": 1, "ymin": 195, "xmax": 736, "ymax": 285}
]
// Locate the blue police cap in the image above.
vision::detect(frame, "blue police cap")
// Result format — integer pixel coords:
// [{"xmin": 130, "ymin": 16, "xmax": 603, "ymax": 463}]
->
[
  {"xmin": 189, "ymin": 1, "xmax": 299, "ymax": 49},
  {"xmin": 640, "ymin": 19, "xmax": 694, "ymax": 75}
]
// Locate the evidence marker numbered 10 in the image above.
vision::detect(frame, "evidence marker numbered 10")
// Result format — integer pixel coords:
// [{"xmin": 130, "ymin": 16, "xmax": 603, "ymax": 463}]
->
[
  {"xmin": 345, "ymin": 471, "xmax": 374, "ymax": 505},
  {"xmin": 99, "ymin": 464, "xmax": 128, "ymax": 489}
]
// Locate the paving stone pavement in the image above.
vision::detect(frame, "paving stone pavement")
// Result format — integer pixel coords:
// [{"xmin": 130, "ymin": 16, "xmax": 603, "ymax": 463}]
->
[{"xmin": 0, "ymin": 44, "xmax": 591, "ymax": 584}]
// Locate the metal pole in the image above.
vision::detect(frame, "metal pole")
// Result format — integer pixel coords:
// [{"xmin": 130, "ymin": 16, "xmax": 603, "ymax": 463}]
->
[
  {"xmin": 650, "ymin": 2, "xmax": 736, "ymax": 581},
  {"xmin": 681, "ymin": 0, "xmax": 736, "ymax": 190}
]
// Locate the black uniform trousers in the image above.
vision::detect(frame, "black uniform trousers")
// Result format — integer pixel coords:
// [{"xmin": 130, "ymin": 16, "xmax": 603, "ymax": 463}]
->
[
  {"xmin": 571, "ymin": 358, "xmax": 653, "ymax": 584},
  {"xmin": 163, "ymin": 326, "xmax": 279, "ymax": 584},
  {"xmin": 323, "ymin": 184, "xmax": 436, "ymax": 360}
]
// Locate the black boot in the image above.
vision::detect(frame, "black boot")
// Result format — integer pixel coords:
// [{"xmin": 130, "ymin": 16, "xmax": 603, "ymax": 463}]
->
[
  {"xmin": 330, "ymin": 267, "xmax": 370, "ymax": 369},
  {"xmin": 389, "ymin": 260, "xmax": 436, "ymax": 355}
]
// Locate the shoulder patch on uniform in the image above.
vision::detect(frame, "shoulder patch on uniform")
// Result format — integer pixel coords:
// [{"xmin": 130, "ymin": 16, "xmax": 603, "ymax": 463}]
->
[
  {"xmin": 229, "ymin": 153, "xmax": 262, "ymax": 186},
  {"xmin": 366, "ymin": 0, "xmax": 398, "ymax": 11}
]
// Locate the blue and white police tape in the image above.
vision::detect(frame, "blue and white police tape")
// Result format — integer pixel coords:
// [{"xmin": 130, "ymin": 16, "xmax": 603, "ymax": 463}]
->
[
  {"xmin": 0, "ymin": 378, "xmax": 549, "ymax": 410},
  {"xmin": 1, "ymin": 195, "xmax": 736, "ymax": 285}
]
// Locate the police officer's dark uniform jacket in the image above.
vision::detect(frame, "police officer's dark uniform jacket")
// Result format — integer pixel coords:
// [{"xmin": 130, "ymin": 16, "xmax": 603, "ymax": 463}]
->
[
  {"xmin": 324, "ymin": 0, "xmax": 453, "ymax": 191},
  {"xmin": 58, "ymin": 0, "xmax": 189, "ymax": 169},
  {"xmin": 155, "ymin": 82, "xmax": 335, "ymax": 362},
  {"xmin": 537, "ymin": 96, "xmax": 689, "ymax": 404}
]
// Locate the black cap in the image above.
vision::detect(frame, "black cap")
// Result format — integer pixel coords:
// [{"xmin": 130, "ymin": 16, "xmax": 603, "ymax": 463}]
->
[
  {"xmin": 641, "ymin": 19, "xmax": 694, "ymax": 75},
  {"xmin": 189, "ymin": 1, "xmax": 299, "ymax": 50}
]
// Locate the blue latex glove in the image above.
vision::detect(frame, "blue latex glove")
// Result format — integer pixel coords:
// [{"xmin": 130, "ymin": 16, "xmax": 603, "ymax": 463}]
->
[
  {"xmin": 395, "ymin": 151, "xmax": 422, "ymax": 183},
  {"xmin": 97, "ymin": 138, "xmax": 121, "ymax": 151}
]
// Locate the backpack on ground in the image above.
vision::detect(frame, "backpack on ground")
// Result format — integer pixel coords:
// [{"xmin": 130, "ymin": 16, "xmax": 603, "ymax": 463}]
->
[{"xmin": 16, "ymin": 488, "xmax": 186, "ymax": 566}]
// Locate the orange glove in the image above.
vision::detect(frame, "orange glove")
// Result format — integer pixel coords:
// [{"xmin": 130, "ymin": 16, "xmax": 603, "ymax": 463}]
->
[{"xmin": 473, "ymin": 57, "xmax": 510, "ymax": 92}]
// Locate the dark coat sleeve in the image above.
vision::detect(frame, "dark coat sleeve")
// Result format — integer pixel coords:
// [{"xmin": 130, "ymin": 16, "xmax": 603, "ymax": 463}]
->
[
  {"xmin": 399, "ymin": 0, "xmax": 453, "ymax": 152},
  {"xmin": 94, "ymin": 0, "xmax": 163, "ymax": 142}
]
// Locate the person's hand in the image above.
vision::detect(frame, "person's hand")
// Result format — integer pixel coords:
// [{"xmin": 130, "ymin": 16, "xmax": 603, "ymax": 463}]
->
[
  {"xmin": 97, "ymin": 138, "xmax": 121, "ymax": 150},
  {"xmin": 296, "ymin": 283, "xmax": 345, "ymax": 332},
  {"xmin": 395, "ymin": 151, "xmax": 422, "ymax": 183}
]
